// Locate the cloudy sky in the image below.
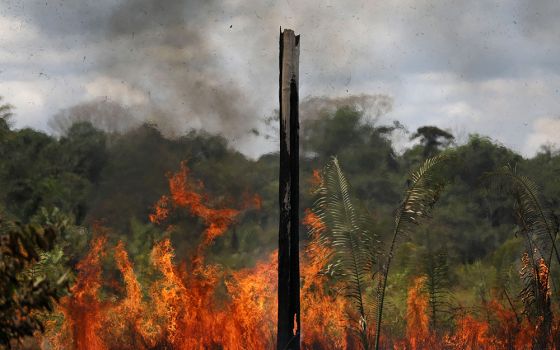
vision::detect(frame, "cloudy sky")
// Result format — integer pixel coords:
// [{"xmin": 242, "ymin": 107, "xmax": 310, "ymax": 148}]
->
[{"xmin": 1, "ymin": 0, "xmax": 559, "ymax": 157}]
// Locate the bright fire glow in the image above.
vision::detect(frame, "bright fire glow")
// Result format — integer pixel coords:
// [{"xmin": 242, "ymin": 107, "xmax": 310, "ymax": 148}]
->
[{"xmin": 43, "ymin": 165, "xmax": 558, "ymax": 349}]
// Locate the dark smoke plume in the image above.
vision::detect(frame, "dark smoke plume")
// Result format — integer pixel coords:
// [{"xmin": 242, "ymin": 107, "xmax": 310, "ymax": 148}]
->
[{"xmin": 96, "ymin": 0, "xmax": 258, "ymax": 141}]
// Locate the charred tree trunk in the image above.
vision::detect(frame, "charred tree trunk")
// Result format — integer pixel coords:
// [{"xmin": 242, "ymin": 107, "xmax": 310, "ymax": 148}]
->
[{"xmin": 277, "ymin": 28, "xmax": 300, "ymax": 350}]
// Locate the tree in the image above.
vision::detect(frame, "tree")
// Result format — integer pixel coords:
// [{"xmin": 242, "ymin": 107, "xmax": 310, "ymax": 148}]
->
[
  {"xmin": 0, "ymin": 96, "xmax": 13, "ymax": 132},
  {"xmin": 59, "ymin": 122, "xmax": 108, "ymax": 184},
  {"xmin": 411, "ymin": 126, "xmax": 454, "ymax": 158},
  {"xmin": 0, "ymin": 209, "xmax": 71, "ymax": 346}
]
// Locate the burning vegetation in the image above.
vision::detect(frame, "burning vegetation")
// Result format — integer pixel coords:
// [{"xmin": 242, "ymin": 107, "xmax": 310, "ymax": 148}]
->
[
  {"xmin": 3, "ymin": 94, "xmax": 560, "ymax": 349},
  {"xmin": 41, "ymin": 163, "xmax": 350, "ymax": 349},
  {"xmin": 29, "ymin": 159, "xmax": 559, "ymax": 349}
]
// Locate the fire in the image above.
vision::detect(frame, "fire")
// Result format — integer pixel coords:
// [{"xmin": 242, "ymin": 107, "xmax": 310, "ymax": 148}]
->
[
  {"xmin": 445, "ymin": 314, "xmax": 496, "ymax": 349},
  {"xmin": 148, "ymin": 195, "xmax": 170, "ymax": 224},
  {"xmin": 242, "ymin": 191, "xmax": 263, "ymax": 210},
  {"xmin": 42, "ymin": 166, "xmax": 560, "ymax": 349},
  {"xmin": 61, "ymin": 235, "xmax": 107, "ymax": 350},
  {"xmin": 309, "ymin": 169, "xmax": 323, "ymax": 190},
  {"xmin": 405, "ymin": 276, "xmax": 431, "ymax": 350},
  {"xmin": 45, "ymin": 166, "xmax": 350, "ymax": 349},
  {"xmin": 152, "ymin": 162, "xmax": 240, "ymax": 248}
]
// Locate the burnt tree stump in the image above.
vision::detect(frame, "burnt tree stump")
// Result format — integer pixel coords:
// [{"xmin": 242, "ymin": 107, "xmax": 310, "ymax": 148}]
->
[{"xmin": 277, "ymin": 28, "xmax": 300, "ymax": 350}]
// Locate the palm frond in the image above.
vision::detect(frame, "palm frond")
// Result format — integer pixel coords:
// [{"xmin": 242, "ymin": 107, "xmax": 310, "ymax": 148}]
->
[
  {"xmin": 374, "ymin": 153, "xmax": 449, "ymax": 350},
  {"xmin": 489, "ymin": 165, "xmax": 556, "ymax": 348},
  {"xmin": 423, "ymin": 245, "xmax": 452, "ymax": 332},
  {"xmin": 312, "ymin": 157, "xmax": 379, "ymax": 349},
  {"xmin": 490, "ymin": 165, "xmax": 559, "ymax": 266}
]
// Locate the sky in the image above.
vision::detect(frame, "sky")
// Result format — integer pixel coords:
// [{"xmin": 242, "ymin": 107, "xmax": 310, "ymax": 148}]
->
[{"xmin": 1, "ymin": 0, "xmax": 560, "ymax": 158}]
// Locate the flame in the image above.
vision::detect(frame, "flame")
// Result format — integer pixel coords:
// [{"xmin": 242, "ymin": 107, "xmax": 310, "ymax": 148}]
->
[
  {"xmin": 224, "ymin": 250, "xmax": 277, "ymax": 349},
  {"xmin": 446, "ymin": 315, "xmax": 494, "ymax": 349},
  {"xmin": 405, "ymin": 276, "xmax": 431, "ymax": 350},
  {"xmin": 159, "ymin": 162, "xmax": 240, "ymax": 246},
  {"xmin": 61, "ymin": 236, "xmax": 107, "ymax": 350},
  {"xmin": 538, "ymin": 257, "xmax": 551, "ymax": 297},
  {"xmin": 149, "ymin": 195, "xmax": 170, "ymax": 224},
  {"xmin": 301, "ymin": 209, "xmax": 349, "ymax": 350},
  {"xmin": 150, "ymin": 162, "xmax": 240, "ymax": 267},
  {"xmin": 310, "ymin": 169, "xmax": 323, "ymax": 189},
  {"xmin": 43, "ymin": 167, "xmax": 560, "ymax": 349}
]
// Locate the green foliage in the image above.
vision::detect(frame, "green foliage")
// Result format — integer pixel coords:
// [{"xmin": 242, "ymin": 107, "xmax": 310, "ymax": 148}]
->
[
  {"xmin": 491, "ymin": 165, "xmax": 560, "ymax": 266},
  {"xmin": 312, "ymin": 157, "xmax": 378, "ymax": 348},
  {"xmin": 490, "ymin": 165, "xmax": 558, "ymax": 348},
  {"xmin": 0, "ymin": 209, "xmax": 71, "ymax": 346},
  {"xmin": 375, "ymin": 154, "xmax": 449, "ymax": 350},
  {"xmin": 6, "ymin": 94, "xmax": 560, "ymax": 344},
  {"xmin": 422, "ymin": 237, "xmax": 451, "ymax": 332},
  {"xmin": 310, "ymin": 155, "xmax": 449, "ymax": 349},
  {"xmin": 410, "ymin": 126, "xmax": 454, "ymax": 158}
]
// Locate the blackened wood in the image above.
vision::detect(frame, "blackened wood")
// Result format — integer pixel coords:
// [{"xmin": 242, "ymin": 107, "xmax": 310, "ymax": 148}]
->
[{"xmin": 277, "ymin": 28, "xmax": 300, "ymax": 350}]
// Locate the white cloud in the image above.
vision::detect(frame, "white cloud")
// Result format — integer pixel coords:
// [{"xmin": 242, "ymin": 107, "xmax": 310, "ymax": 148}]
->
[
  {"xmin": 524, "ymin": 117, "xmax": 560, "ymax": 156},
  {"xmin": 0, "ymin": 80, "xmax": 46, "ymax": 127},
  {"xmin": 0, "ymin": 16, "xmax": 38, "ymax": 44}
]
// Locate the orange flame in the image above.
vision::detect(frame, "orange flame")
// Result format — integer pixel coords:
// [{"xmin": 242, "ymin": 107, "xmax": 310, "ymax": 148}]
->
[
  {"xmin": 45, "ymin": 167, "xmax": 354, "ymax": 349},
  {"xmin": 61, "ymin": 236, "xmax": 107, "ymax": 350},
  {"xmin": 162, "ymin": 162, "xmax": 240, "ymax": 246},
  {"xmin": 310, "ymin": 169, "xmax": 323, "ymax": 189},
  {"xmin": 43, "ymin": 164, "xmax": 560, "ymax": 350},
  {"xmin": 149, "ymin": 195, "xmax": 170, "ymax": 224},
  {"xmin": 150, "ymin": 162, "xmax": 241, "ymax": 267},
  {"xmin": 405, "ymin": 276, "xmax": 432, "ymax": 350},
  {"xmin": 445, "ymin": 315, "xmax": 498, "ymax": 349}
]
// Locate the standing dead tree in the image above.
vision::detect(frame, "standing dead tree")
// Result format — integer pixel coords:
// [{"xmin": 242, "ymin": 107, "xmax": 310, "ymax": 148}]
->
[{"xmin": 277, "ymin": 28, "xmax": 301, "ymax": 350}]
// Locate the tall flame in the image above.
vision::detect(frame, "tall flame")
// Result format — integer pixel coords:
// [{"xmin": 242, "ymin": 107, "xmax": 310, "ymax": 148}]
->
[
  {"xmin": 61, "ymin": 236, "xmax": 107, "ymax": 350},
  {"xmin": 405, "ymin": 276, "xmax": 432, "ymax": 350},
  {"xmin": 43, "ymin": 166, "xmax": 560, "ymax": 349}
]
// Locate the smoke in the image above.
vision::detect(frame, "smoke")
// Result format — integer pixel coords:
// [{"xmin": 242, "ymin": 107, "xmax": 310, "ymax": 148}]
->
[
  {"xmin": 48, "ymin": 99, "xmax": 140, "ymax": 135},
  {"xmin": 259, "ymin": 93, "xmax": 394, "ymax": 147},
  {"xmin": 300, "ymin": 94, "xmax": 393, "ymax": 123},
  {"xmin": 47, "ymin": 1, "xmax": 396, "ymax": 149},
  {"xmin": 5, "ymin": 0, "xmax": 560, "ymax": 157},
  {"xmin": 89, "ymin": 0, "xmax": 259, "ymax": 141}
]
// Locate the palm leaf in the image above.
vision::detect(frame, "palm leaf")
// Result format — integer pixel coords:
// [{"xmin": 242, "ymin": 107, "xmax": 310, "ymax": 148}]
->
[
  {"xmin": 424, "ymin": 245, "xmax": 452, "ymax": 332},
  {"xmin": 312, "ymin": 157, "xmax": 379, "ymax": 349},
  {"xmin": 489, "ymin": 165, "xmax": 557, "ymax": 348},
  {"xmin": 492, "ymin": 165, "xmax": 560, "ymax": 266},
  {"xmin": 374, "ymin": 154, "xmax": 448, "ymax": 350}
]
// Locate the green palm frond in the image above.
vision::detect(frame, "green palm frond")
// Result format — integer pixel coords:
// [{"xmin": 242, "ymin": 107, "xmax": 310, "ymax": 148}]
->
[
  {"xmin": 393, "ymin": 155, "xmax": 447, "ymax": 241},
  {"xmin": 424, "ymin": 245, "xmax": 452, "ymax": 332},
  {"xmin": 491, "ymin": 165, "xmax": 559, "ymax": 266},
  {"xmin": 312, "ymin": 157, "xmax": 379, "ymax": 348},
  {"xmin": 489, "ymin": 165, "xmax": 556, "ymax": 348},
  {"xmin": 374, "ymin": 153, "xmax": 449, "ymax": 350}
]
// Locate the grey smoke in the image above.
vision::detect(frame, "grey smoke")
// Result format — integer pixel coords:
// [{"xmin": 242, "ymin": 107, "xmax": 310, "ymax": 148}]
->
[
  {"xmin": 261, "ymin": 94, "xmax": 394, "ymax": 142},
  {"xmin": 48, "ymin": 99, "xmax": 141, "ymax": 135},
  {"xmin": 97, "ymin": 0, "xmax": 258, "ymax": 140},
  {"xmin": 300, "ymin": 94, "xmax": 393, "ymax": 123},
  {"xmin": 3, "ymin": 0, "xmax": 560, "ymax": 156}
]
